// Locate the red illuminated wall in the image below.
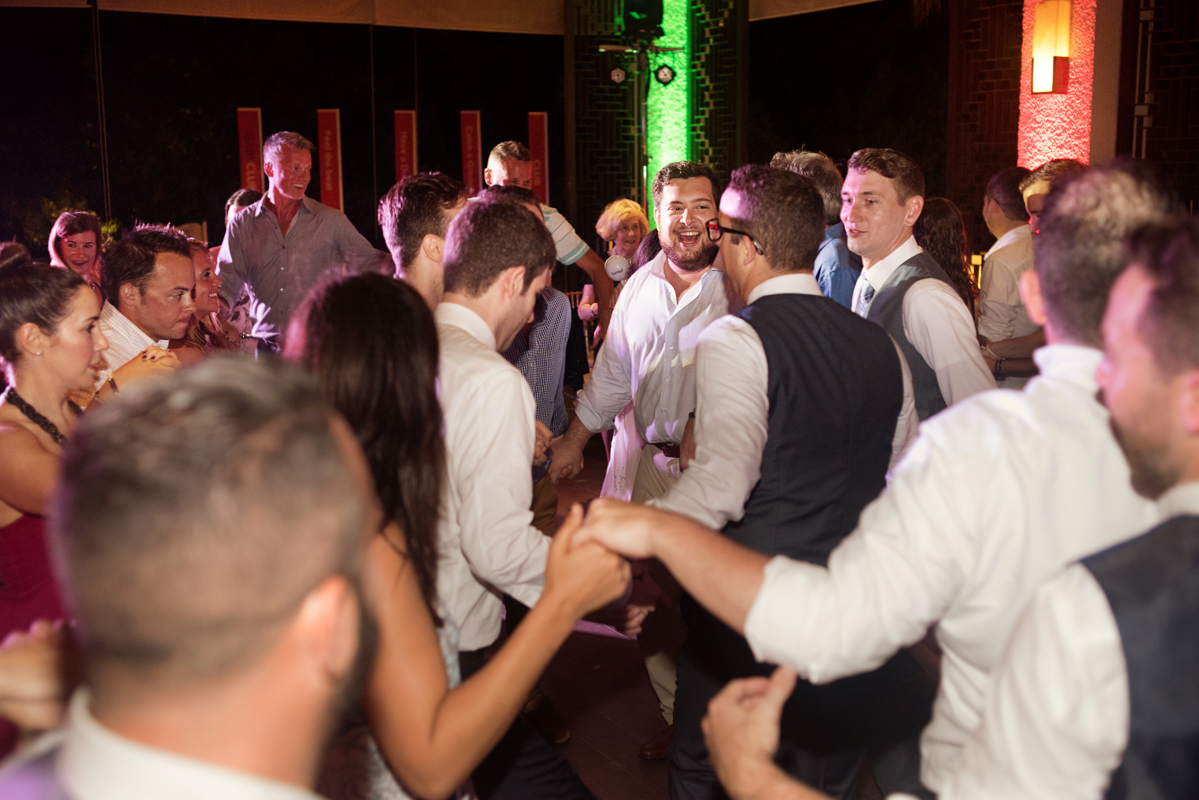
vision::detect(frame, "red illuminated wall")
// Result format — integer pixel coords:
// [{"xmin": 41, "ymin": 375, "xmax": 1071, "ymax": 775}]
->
[{"xmin": 1017, "ymin": 0, "xmax": 1096, "ymax": 167}]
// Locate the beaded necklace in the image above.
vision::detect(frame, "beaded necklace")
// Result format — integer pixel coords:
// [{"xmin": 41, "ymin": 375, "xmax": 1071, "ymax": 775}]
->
[{"xmin": 2, "ymin": 387, "xmax": 82, "ymax": 445}]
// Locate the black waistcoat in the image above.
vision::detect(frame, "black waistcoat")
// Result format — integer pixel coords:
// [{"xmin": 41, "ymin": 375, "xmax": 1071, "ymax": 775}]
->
[
  {"xmin": 681, "ymin": 292, "xmax": 927, "ymax": 755},
  {"xmin": 1084, "ymin": 514, "xmax": 1199, "ymax": 800}
]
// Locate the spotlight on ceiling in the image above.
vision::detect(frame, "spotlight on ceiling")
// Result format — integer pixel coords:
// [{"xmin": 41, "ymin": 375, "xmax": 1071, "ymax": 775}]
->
[
  {"xmin": 655, "ymin": 65, "xmax": 676, "ymax": 85},
  {"xmin": 611, "ymin": 67, "xmax": 627, "ymax": 84}
]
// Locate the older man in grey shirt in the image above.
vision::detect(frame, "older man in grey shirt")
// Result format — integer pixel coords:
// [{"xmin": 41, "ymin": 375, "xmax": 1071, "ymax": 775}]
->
[{"xmin": 217, "ymin": 131, "xmax": 386, "ymax": 337}]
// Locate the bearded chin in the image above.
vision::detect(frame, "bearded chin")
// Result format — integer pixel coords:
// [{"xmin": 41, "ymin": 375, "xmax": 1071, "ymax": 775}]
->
[
  {"xmin": 1110, "ymin": 419, "xmax": 1178, "ymax": 500},
  {"xmin": 661, "ymin": 239, "xmax": 718, "ymax": 273}
]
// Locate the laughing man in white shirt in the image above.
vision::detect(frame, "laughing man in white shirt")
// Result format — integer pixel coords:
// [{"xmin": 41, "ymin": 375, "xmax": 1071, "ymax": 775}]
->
[
  {"xmin": 577, "ymin": 162, "xmax": 1177, "ymax": 798},
  {"xmin": 844, "ymin": 148, "xmax": 994, "ymax": 418},
  {"xmin": 433, "ymin": 199, "xmax": 592, "ymax": 799}
]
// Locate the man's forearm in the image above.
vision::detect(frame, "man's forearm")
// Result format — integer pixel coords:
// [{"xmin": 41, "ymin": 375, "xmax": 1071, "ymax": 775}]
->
[
  {"xmin": 652, "ymin": 517, "xmax": 770, "ymax": 634},
  {"xmin": 560, "ymin": 415, "xmax": 596, "ymax": 452},
  {"xmin": 574, "ymin": 249, "xmax": 615, "ymax": 332}
]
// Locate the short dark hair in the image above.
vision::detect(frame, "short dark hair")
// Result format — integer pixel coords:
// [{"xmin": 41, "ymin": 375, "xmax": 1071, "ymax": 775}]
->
[
  {"xmin": 377, "ymin": 173, "xmax": 467, "ymax": 268},
  {"xmin": 1125, "ymin": 217, "xmax": 1199, "ymax": 374},
  {"xmin": 770, "ymin": 150, "xmax": 843, "ymax": 225},
  {"xmin": 263, "ymin": 131, "xmax": 315, "ymax": 162},
  {"xmin": 290, "ymin": 274, "xmax": 444, "ymax": 619},
  {"xmin": 443, "ymin": 201, "xmax": 555, "ymax": 297},
  {"xmin": 724, "ymin": 165, "xmax": 824, "ymax": 274},
  {"xmin": 224, "ymin": 188, "xmax": 263, "ymax": 220},
  {"xmin": 1019, "ymin": 158, "xmax": 1087, "ymax": 195},
  {"xmin": 651, "ymin": 161, "xmax": 722, "ymax": 210},
  {"xmin": 478, "ymin": 184, "xmax": 541, "ymax": 210},
  {"xmin": 49, "ymin": 211, "xmax": 103, "ymax": 263},
  {"xmin": 51, "ymin": 358, "xmax": 367, "ymax": 685},
  {"xmin": 847, "ymin": 148, "xmax": 925, "ymax": 203},
  {"xmin": 0, "ymin": 241, "xmax": 32, "ymax": 272},
  {"xmin": 488, "ymin": 141, "xmax": 531, "ymax": 165},
  {"xmin": 986, "ymin": 167, "xmax": 1032, "ymax": 221},
  {"xmin": 632, "ymin": 229, "xmax": 661, "ymax": 271},
  {"xmin": 100, "ymin": 224, "xmax": 193, "ymax": 306},
  {"xmin": 1036, "ymin": 160, "xmax": 1180, "ymax": 347},
  {"xmin": 0, "ymin": 263, "xmax": 86, "ymax": 369}
]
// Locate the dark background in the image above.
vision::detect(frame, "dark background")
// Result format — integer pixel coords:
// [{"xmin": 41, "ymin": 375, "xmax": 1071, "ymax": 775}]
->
[{"xmin": 1, "ymin": 1, "xmax": 948, "ymax": 257}]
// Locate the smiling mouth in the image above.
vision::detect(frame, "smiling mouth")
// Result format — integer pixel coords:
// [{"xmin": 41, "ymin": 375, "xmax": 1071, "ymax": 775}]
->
[{"xmin": 677, "ymin": 230, "xmax": 702, "ymax": 246}]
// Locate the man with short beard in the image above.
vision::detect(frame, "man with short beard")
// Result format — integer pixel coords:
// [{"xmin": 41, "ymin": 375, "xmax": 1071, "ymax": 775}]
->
[{"xmin": 549, "ymin": 161, "xmax": 730, "ymax": 758}]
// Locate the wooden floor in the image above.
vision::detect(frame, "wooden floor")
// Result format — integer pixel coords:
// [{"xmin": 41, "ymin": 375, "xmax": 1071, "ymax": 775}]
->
[{"xmin": 540, "ymin": 433, "xmax": 673, "ymax": 800}]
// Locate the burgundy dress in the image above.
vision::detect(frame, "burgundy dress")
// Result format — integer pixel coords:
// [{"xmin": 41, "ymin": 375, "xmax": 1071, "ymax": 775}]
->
[{"xmin": 0, "ymin": 513, "xmax": 67, "ymax": 756}]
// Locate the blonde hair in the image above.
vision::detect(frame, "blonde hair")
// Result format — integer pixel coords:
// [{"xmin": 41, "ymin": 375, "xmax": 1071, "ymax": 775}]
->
[{"xmin": 595, "ymin": 199, "xmax": 649, "ymax": 242}]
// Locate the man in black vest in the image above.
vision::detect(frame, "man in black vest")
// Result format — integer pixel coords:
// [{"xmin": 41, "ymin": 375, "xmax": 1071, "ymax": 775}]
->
[
  {"xmin": 656, "ymin": 165, "xmax": 931, "ymax": 799},
  {"xmin": 843, "ymin": 148, "xmax": 994, "ymax": 418}
]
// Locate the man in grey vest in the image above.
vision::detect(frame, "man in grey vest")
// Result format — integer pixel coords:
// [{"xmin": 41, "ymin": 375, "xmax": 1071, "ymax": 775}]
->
[
  {"xmin": 934, "ymin": 215, "xmax": 1199, "ymax": 800},
  {"xmin": 843, "ymin": 148, "xmax": 994, "ymax": 419}
]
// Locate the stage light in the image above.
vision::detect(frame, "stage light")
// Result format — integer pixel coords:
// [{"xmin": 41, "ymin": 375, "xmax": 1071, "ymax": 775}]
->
[
  {"xmin": 1032, "ymin": 0, "xmax": 1071, "ymax": 94},
  {"xmin": 611, "ymin": 67, "xmax": 627, "ymax": 84},
  {"xmin": 655, "ymin": 65, "xmax": 676, "ymax": 85}
]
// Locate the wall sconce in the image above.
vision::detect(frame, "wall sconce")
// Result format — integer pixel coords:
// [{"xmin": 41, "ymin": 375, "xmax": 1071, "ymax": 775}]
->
[{"xmin": 1032, "ymin": 0, "xmax": 1071, "ymax": 94}]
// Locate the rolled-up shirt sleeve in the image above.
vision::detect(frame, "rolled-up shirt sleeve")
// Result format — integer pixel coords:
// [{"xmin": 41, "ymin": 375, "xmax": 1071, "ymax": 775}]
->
[{"xmin": 649, "ymin": 315, "xmax": 768, "ymax": 530}]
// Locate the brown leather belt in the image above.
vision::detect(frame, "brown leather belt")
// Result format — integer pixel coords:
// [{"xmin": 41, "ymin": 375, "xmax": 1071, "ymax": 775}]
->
[{"xmin": 649, "ymin": 441, "xmax": 681, "ymax": 459}]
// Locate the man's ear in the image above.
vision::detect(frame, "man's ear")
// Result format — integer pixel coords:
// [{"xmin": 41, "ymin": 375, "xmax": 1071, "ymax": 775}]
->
[
  {"xmin": 295, "ymin": 574, "xmax": 360, "ymax": 688},
  {"xmin": 264, "ymin": 160, "xmax": 276, "ymax": 180},
  {"xmin": 421, "ymin": 233, "xmax": 445, "ymax": 264},
  {"xmin": 504, "ymin": 265, "xmax": 528, "ymax": 299},
  {"xmin": 1180, "ymin": 370, "xmax": 1199, "ymax": 436},
  {"xmin": 16, "ymin": 322, "xmax": 47, "ymax": 358},
  {"xmin": 483, "ymin": 167, "xmax": 494, "ymax": 187},
  {"xmin": 903, "ymin": 195, "xmax": 924, "ymax": 228},
  {"xmin": 1020, "ymin": 269, "xmax": 1048, "ymax": 326},
  {"xmin": 120, "ymin": 283, "xmax": 140, "ymax": 310}
]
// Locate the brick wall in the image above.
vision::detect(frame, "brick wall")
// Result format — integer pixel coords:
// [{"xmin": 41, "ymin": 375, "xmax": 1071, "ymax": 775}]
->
[
  {"xmin": 690, "ymin": 0, "xmax": 747, "ymax": 176},
  {"xmin": 947, "ymin": 0, "xmax": 1025, "ymax": 252},
  {"xmin": 1136, "ymin": 0, "xmax": 1199, "ymax": 213}
]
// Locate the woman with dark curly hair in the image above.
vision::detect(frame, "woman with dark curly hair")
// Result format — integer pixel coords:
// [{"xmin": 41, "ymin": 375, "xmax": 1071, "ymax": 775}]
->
[{"xmin": 914, "ymin": 197, "xmax": 978, "ymax": 320}]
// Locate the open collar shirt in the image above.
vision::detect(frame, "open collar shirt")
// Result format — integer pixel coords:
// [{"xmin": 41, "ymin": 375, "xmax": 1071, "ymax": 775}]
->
[
  {"xmin": 934, "ymin": 481, "xmax": 1199, "ymax": 800},
  {"xmin": 742, "ymin": 344, "xmax": 1159, "ymax": 794},
  {"xmin": 0, "ymin": 690, "xmax": 320, "ymax": 800},
  {"xmin": 649, "ymin": 273, "xmax": 918, "ymax": 530},
  {"xmin": 851, "ymin": 236, "xmax": 995, "ymax": 408},
  {"xmin": 435, "ymin": 302, "xmax": 549, "ymax": 651},
  {"xmin": 216, "ymin": 196, "xmax": 385, "ymax": 336},
  {"xmin": 574, "ymin": 250, "xmax": 730, "ymax": 448}
]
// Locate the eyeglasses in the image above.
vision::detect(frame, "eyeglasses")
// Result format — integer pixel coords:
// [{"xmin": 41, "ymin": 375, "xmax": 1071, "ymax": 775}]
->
[{"xmin": 704, "ymin": 219, "xmax": 764, "ymax": 255}]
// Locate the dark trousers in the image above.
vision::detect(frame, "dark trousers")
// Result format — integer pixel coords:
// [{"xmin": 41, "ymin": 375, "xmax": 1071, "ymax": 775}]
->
[
  {"xmin": 670, "ymin": 598, "xmax": 935, "ymax": 800},
  {"xmin": 459, "ymin": 647, "xmax": 594, "ymax": 800}
]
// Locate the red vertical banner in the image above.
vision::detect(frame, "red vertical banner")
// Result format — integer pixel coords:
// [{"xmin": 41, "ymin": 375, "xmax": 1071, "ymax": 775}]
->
[
  {"xmin": 527, "ymin": 112, "xmax": 549, "ymax": 205},
  {"xmin": 460, "ymin": 110, "xmax": 482, "ymax": 197},
  {"xmin": 236, "ymin": 107, "xmax": 263, "ymax": 191},
  {"xmin": 317, "ymin": 109, "xmax": 344, "ymax": 211},
  {"xmin": 394, "ymin": 110, "xmax": 417, "ymax": 182}
]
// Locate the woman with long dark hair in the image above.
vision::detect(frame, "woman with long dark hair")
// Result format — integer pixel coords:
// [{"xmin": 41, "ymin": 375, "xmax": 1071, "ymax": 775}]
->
[
  {"xmin": 287, "ymin": 273, "xmax": 627, "ymax": 800},
  {"xmin": 914, "ymin": 197, "xmax": 979, "ymax": 320}
]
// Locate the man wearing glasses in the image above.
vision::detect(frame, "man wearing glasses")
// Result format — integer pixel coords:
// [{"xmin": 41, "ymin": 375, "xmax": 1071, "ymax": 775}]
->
[
  {"xmin": 642, "ymin": 164, "xmax": 924, "ymax": 798},
  {"xmin": 548, "ymin": 161, "xmax": 730, "ymax": 760}
]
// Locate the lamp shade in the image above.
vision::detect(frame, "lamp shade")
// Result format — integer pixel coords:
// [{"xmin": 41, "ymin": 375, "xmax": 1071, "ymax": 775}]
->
[{"xmin": 1032, "ymin": 0, "xmax": 1071, "ymax": 93}]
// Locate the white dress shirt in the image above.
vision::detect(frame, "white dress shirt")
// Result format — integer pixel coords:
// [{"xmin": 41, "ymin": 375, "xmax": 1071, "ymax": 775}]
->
[
  {"xmin": 574, "ymin": 250, "xmax": 731, "ymax": 491},
  {"xmin": 97, "ymin": 301, "xmax": 168, "ymax": 385},
  {"xmin": 650, "ymin": 273, "xmax": 918, "ymax": 530},
  {"xmin": 934, "ymin": 481, "xmax": 1199, "ymax": 800},
  {"xmin": 434, "ymin": 302, "xmax": 549, "ymax": 651},
  {"xmin": 851, "ymin": 237, "xmax": 995, "ymax": 407},
  {"xmin": 741, "ymin": 344, "xmax": 1159, "ymax": 793},
  {"xmin": 0, "ymin": 690, "xmax": 320, "ymax": 800},
  {"xmin": 979, "ymin": 225, "xmax": 1038, "ymax": 389}
]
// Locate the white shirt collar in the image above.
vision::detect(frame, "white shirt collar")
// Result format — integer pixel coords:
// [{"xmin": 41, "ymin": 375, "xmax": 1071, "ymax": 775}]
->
[
  {"xmin": 862, "ymin": 235, "xmax": 924, "ymax": 292},
  {"xmin": 1156, "ymin": 481, "xmax": 1199, "ymax": 520},
  {"xmin": 58, "ymin": 690, "xmax": 320, "ymax": 800},
  {"xmin": 435, "ymin": 302, "xmax": 497, "ymax": 351},
  {"xmin": 747, "ymin": 272, "xmax": 823, "ymax": 305},
  {"xmin": 1031, "ymin": 344, "xmax": 1104, "ymax": 392},
  {"xmin": 984, "ymin": 224, "xmax": 1032, "ymax": 260}
]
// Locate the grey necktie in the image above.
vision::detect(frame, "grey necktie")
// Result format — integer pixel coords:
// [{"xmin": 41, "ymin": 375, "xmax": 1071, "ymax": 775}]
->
[{"xmin": 858, "ymin": 282, "xmax": 876, "ymax": 316}]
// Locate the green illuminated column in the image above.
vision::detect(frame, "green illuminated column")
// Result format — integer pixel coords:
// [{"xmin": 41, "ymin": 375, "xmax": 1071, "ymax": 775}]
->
[{"xmin": 645, "ymin": 0, "xmax": 691, "ymax": 225}]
